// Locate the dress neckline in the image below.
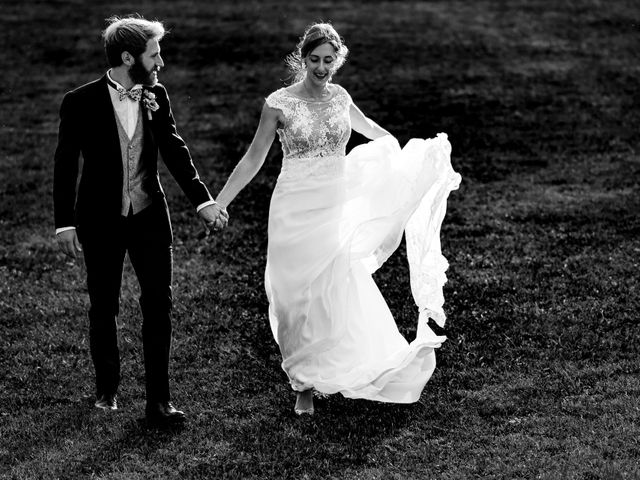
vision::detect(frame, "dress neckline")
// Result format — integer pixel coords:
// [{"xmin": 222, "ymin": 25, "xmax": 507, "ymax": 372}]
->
[{"xmin": 283, "ymin": 84, "xmax": 341, "ymax": 103}]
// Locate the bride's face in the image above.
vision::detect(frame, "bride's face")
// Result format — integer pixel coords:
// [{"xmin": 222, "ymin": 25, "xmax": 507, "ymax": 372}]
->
[{"xmin": 304, "ymin": 43, "xmax": 337, "ymax": 86}]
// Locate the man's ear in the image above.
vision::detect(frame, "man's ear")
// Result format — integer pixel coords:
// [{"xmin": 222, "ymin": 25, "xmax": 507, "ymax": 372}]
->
[{"xmin": 121, "ymin": 51, "xmax": 134, "ymax": 66}]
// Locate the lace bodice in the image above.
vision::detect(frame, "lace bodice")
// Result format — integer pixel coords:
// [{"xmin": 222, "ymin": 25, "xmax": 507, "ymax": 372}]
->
[{"xmin": 265, "ymin": 84, "xmax": 352, "ymax": 180}]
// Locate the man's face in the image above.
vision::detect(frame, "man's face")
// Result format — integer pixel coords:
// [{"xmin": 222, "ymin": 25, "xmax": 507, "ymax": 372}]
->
[{"xmin": 129, "ymin": 38, "xmax": 164, "ymax": 86}]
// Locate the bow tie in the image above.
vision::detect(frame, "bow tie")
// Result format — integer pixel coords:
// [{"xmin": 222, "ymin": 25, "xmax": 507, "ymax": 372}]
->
[{"xmin": 118, "ymin": 87, "xmax": 142, "ymax": 102}]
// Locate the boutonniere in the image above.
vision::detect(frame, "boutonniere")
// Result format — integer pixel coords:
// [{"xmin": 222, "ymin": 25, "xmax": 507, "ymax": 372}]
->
[{"xmin": 141, "ymin": 90, "xmax": 159, "ymax": 120}]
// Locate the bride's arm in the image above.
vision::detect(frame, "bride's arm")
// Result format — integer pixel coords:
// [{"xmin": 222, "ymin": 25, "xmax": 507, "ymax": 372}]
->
[
  {"xmin": 214, "ymin": 102, "xmax": 280, "ymax": 208},
  {"xmin": 349, "ymin": 102, "xmax": 391, "ymax": 140}
]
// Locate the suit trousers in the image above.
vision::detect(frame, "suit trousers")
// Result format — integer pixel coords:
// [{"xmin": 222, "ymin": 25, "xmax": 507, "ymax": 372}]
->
[{"xmin": 82, "ymin": 201, "xmax": 173, "ymax": 403}]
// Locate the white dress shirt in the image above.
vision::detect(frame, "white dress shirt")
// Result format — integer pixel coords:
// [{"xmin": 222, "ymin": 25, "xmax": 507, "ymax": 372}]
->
[{"xmin": 107, "ymin": 70, "xmax": 141, "ymax": 140}]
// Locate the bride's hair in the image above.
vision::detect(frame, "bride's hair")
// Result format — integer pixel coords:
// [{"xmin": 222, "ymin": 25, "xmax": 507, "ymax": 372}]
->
[{"xmin": 285, "ymin": 23, "xmax": 349, "ymax": 83}]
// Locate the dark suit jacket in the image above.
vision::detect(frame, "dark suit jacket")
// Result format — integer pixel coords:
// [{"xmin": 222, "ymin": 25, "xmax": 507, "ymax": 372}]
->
[{"xmin": 53, "ymin": 74, "xmax": 211, "ymax": 241}]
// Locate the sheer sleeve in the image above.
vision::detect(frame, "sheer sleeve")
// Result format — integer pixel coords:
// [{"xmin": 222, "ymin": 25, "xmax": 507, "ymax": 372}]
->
[{"xmin": 265, "ymin": 89, "xmax": 292, "ymax": 116}]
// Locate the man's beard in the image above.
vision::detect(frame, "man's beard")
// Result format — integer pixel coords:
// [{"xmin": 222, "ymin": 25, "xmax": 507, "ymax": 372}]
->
[{"xmin": 129, "ymin": 58, "xmax": 157, "ymax": 86}]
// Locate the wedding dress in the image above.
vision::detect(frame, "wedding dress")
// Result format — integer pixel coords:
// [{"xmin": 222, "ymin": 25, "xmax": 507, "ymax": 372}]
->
[{"xmin": 264, "ymin": 84, "xmax": 461, "ymax": 403}]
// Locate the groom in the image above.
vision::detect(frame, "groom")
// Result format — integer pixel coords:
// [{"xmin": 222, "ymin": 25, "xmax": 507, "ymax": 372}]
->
[{"xmin": 53, "ymin": 15, "xmax": 227, "ymax": 426}]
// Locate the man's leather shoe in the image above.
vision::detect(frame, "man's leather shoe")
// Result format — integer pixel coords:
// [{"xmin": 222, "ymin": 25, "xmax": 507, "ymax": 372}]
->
[
  {"xmin": 95, "ymin": 394, "xmax": 118, "ymax": 411},
  {"xmin": 145, "ymin": 401, "xmax": 185, "ymax": 426}
]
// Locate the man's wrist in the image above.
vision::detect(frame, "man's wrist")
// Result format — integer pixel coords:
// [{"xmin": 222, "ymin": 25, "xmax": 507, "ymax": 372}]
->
[{"xmin": 196, "ymin": 200, "xmax": 216, "ymax": 212}]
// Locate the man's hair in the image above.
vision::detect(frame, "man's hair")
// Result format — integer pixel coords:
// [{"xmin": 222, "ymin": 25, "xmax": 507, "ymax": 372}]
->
[{"xmin": 102, "ymin": 15, "xmax": 165, "ymax": 67}]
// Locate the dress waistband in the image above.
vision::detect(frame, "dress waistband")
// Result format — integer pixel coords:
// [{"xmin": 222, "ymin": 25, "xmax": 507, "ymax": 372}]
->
[{"xmin": 279, "ymin": 155, "xmax": 345, "ymax": 182}]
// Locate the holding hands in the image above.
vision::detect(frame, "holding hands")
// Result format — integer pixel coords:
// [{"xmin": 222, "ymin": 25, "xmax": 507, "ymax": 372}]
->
[{"xmin": 199, "ymin": 202, "xmax": 229, "ymax": 234}]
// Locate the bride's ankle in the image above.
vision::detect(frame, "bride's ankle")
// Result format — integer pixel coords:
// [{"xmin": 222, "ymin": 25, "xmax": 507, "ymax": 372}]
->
[
  {"xmin": 296, "ymin": 390, "xmax": 313, "ymax": 403},
  {"xmin": 294, "ymin": 390, "xmax": 314, "ymax": 415}
]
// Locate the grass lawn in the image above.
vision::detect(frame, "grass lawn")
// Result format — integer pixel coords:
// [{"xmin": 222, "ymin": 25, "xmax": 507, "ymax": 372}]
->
[{"xmin": 1, "ymin": 1, "xmax": 639, "ymax": 479}]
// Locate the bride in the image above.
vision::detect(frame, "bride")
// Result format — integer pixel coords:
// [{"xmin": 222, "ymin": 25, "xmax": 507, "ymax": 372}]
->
[{"xmin": 208, "ymin": 23, "xmax": 461, "ymax": 415}]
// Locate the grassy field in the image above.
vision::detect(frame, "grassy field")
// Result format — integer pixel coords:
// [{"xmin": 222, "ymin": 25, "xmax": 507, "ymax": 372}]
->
[{"xmin": 1, "ymin": 0, "xmax": 639, "ymax": 478}]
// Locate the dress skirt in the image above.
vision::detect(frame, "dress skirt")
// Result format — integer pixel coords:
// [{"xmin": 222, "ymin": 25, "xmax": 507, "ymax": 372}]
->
[{"xmin": 265, "ymin": 134, "xmax": 461, "ymax": 403}]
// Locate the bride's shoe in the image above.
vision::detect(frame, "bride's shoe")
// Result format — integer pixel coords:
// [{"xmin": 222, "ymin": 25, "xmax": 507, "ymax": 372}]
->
[{"xmin": 294, "ymin": 390, "xmax": 314, "ymax": 416}]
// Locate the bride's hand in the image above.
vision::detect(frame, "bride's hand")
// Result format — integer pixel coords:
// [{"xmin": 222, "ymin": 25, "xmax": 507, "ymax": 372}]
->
[
  {"xmin": 217, "ymin": 206, "xmax": 229, "ymax": 223},
  {"xmin": 199, "ymin": 203, "xmax": 229, "ymax": 233},
  {"xmin": 213, "ymin": 209, "xmax": 229, "ymax": 230}
]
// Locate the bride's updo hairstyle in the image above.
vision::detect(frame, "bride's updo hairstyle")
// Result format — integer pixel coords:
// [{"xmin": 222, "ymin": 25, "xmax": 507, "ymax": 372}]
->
[{"xmin": 285, "ymin": 23, "xmax": 349, "ymax": 83}]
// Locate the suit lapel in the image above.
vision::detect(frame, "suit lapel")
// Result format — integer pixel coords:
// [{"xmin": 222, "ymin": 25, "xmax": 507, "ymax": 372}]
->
[
  {"xmin": 92, "ymin": 75, "xmax": 122, "ymax": 164},
  {"xmin": 141, "ymin": 88, "xmax": 157, "ymax": 161}
]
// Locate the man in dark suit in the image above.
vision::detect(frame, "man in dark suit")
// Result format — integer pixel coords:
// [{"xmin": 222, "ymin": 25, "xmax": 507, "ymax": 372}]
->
[{"xmin": 53, "ymin": 15, "xmax": 227, "ymax": 426}]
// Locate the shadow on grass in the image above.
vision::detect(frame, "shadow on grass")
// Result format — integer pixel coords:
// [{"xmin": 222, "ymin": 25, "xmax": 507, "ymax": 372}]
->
[
  {"xmin": 181, "ymin": 394, "xmax": 438, "ymax": 479},
  {"xmin": 4, "ymin": 396, "xmax": 190, "ymax": 478}
]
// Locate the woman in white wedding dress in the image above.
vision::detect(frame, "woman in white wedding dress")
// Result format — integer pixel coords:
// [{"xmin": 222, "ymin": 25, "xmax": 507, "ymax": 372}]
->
[{"xmin": 209, "ymin": 23, "xmax": 461, "ymax": 415}]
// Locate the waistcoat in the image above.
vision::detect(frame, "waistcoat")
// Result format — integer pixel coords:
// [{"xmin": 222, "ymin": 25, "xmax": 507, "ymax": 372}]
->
[{"xmin": 114, "ymin": 109, "xmax": 152, "ymax": 216}]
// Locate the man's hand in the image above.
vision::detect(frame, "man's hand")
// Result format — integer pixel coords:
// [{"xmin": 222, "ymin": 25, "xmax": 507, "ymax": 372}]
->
[
  {"xmin": 56, "ymin": 229, "xmax": 82, "ymax": 259},
  {"xmin": 198, "ymin": 203, "xmax": 229, "ymax": 233}
]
